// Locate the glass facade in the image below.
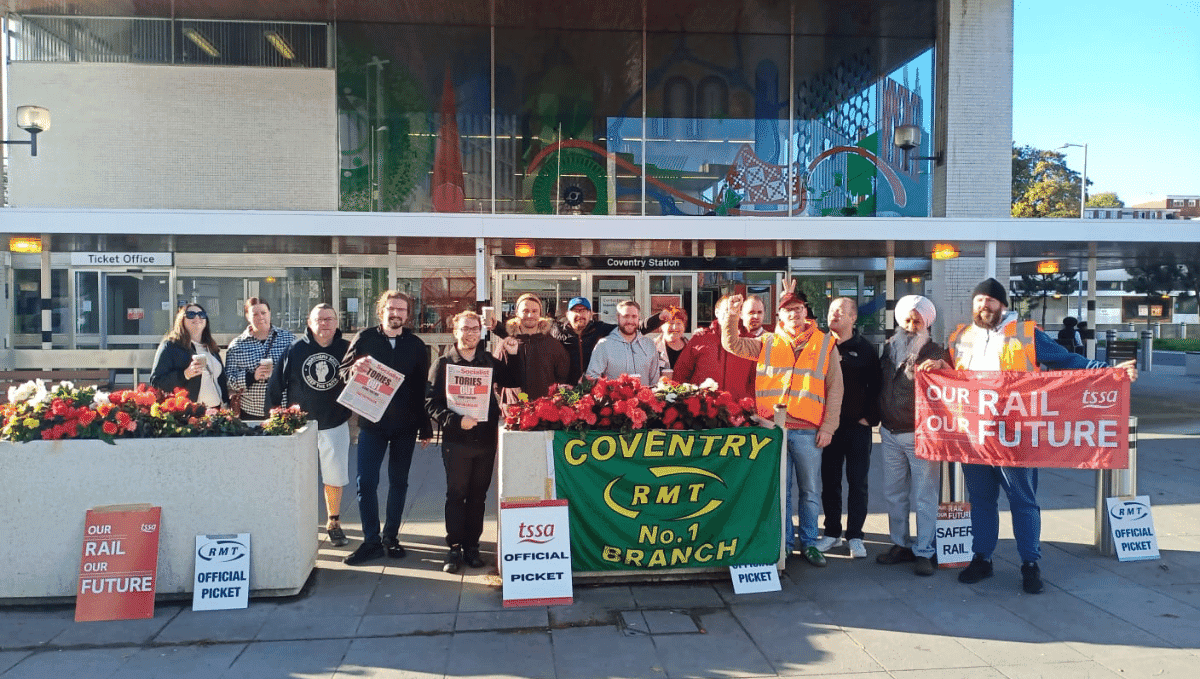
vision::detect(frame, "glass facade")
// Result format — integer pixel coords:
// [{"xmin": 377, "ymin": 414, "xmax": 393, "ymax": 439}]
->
[{"xmin": 334, "ymin": 1, "xmax": 936, "ymax": 217}]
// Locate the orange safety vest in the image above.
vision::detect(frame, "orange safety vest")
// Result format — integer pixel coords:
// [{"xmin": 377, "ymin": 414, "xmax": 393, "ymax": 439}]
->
[
  {"xmin": 947, "ymin": 320, "xmax": 1040, "ymax": 372},
  {"xmin": 755, "ymin": 329, "xmax": 836, "ymax": 427}
]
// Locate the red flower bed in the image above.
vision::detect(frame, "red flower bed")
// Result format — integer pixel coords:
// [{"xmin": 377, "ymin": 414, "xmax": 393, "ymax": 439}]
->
[{"xmin": 504, "ymin": 375, "xmax": 761, "ymax": 433}]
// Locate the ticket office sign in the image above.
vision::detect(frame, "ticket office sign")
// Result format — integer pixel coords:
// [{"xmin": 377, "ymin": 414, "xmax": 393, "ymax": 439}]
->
[{"xmin": 76, "ymin": 504, "xmax": 162, "ymax": 622}]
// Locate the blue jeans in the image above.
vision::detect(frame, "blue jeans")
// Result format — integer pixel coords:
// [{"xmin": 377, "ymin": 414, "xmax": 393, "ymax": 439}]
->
[
  {"xmin": 356, "ymin": 428, "xmax": 418, "ymax": 545},
  {"xmin": 963, "ymin": 463, "xmax": 1040, "ymax": 563},
  {"xmin": 784, "ymin": 429, "xmax": 822, "ymax": 552}
]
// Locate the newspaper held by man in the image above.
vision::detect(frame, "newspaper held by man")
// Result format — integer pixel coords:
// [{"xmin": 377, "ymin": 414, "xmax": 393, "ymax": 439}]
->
[
  {"xmin": 445, "ymin": 364, "xmax": 493, "ymax": 422},
  {"xmin": 336, "ymin": 356, "xmax": 406, "ymax": 423}
]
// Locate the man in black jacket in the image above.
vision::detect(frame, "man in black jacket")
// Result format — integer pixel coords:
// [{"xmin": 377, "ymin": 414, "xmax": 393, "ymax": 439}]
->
[
  {"xmin": 814, "ymin": 298, "xmax": 882, "ymax": 560},
  {"xmin": 339, "ymin": 291, "xmax": 433, "ymax": 566},
  {"xmin": 426, "ymin": 311, "xmax": 520, "ymax": 573},
  {"xmin": 266, "ymin": 304, "xmax": 352, "ymax": 547}
]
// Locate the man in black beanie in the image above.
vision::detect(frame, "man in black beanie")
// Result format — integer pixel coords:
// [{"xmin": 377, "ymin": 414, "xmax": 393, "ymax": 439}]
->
[{"xmin": 920, "ymin": 277, "xmax": 1138, "ymax": 594}]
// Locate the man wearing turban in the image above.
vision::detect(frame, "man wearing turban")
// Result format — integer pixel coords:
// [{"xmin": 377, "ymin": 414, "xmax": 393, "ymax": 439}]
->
[{"xmin": 876, "ymin": 295, "xmax": 948, "ymax": 576}]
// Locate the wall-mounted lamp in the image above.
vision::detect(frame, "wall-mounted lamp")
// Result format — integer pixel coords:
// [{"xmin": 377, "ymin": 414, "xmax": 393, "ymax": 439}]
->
[
  {"xmin": 514, "ymin": 241, "xmax": 536, "ymax": 258},
  {"xmin": 892, "ymin": 124, "xmax": 943, "ymax": 166},
  {"xmin": 3, "ymin": 105, "xmax": 51, "ymax": 156},
  {"xmin": 9, "ymin": 236, "xmax": 43, "ymax": 253},
  {"xmin": 1037, "ymin": 260, "xmax": 1059, "ymax": 274},
  {"xmin": 264, "ymin": 31, "xmax": 295, "ymax": 60},
  {"xmin": 183, "ymin": 28, "xmax": 221, "ymax": 57},
  {"xmin": 931, "ymin": 243, "xmax": 959, "ymax": 260}
]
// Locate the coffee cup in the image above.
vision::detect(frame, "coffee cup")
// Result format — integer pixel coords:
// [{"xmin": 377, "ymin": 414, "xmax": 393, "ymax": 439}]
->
[
  {"xmin": 192, "ymin": 353, "xmax": 206, "ymax": 365},
  {"xmin": 260, "ymin": 357, "xmax": 274, "ymax": 367}
]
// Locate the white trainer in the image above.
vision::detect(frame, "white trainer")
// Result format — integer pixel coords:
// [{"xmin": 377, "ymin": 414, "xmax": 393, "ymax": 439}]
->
[
  {"xmin": 813, "ymin": 536, "xmax": 845, "ymax": 553},
  {"xmin": 848, "ymin": 538, "xmax": 867, "ymax": 558}
]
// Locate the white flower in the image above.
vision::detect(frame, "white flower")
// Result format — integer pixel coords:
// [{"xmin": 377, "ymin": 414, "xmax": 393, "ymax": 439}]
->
[
  {"xmin": 92, "ymin": 390, "xmax": 111, "ymax": 406},
  {"xmin": 665, "ymin": 392, "xmax": 678, "ymax": 403},
  {"xmin": 28, "ymin": 379, "xmax": 50, "ymax": 405},
  {"xmin": 698, "ymin": 378, "xmax": 719, "ymax": 391},
  {"xmin": 58, "ymin": 380, "xmax": 75, "ymax": 392},
  {"xmin": 8, "ymin": 379, "xmax": 42, "ymax": 404}
]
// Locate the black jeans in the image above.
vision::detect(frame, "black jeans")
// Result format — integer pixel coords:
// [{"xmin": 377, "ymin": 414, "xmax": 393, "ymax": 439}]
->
[
  {"xmin": 442, "ymin": 442, "xmax": 497, "ymax": 550},
  {"xmin": 820, "ymin": 422, "xmax": 872, "ymax": 540}
]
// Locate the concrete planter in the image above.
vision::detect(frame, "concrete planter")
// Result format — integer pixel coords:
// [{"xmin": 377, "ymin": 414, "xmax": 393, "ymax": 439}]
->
[
  {"xmin": 0, "ymin": 425, "xmax": 317, "ymax": 602},
  {"xmin": 497, "ymin": 428, "xmax": 786, "ymax": 582}
]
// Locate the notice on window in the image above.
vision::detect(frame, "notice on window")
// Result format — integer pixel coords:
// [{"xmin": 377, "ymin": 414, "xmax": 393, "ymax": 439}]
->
[
  {"xmin": 337, "ymin": 356, "xmax": 405, "ymax": 423},
  {"xmin": 75, "ymin": 504, "xmax": 162, "ymax": 622},
  {"xmin": 446, "ymin": 364, "xmax": 492, "ymax": 422}
]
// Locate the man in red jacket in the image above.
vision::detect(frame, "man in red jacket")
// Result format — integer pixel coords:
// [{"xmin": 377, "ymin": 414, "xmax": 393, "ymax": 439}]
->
[{"xmin": 673, "ymin": 295, "xmax": 756, "ymax": 401}]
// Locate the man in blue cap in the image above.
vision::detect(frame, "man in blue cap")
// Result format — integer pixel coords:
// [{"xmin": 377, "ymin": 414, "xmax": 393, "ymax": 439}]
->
[{"xmin": 551, "ymin": 296, "xmax": 666, "ymax": 384}]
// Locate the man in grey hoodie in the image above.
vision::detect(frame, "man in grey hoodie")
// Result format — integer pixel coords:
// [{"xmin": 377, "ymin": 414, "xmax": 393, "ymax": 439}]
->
[{"xmin": 585, "ymin": 300, "xmax": 662, "ymax": 384}]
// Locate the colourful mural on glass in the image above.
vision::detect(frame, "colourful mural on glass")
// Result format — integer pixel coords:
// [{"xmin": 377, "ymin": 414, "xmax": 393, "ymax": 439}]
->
[{"xmin": 335, "ymin": 15, "xmax": 933, "ymax": 217}]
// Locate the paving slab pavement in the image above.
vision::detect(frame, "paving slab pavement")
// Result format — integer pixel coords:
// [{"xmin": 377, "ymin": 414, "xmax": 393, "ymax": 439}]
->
[{"xmin": 3, "ymin": 370, "xmax": 1198, "ymax": 678}]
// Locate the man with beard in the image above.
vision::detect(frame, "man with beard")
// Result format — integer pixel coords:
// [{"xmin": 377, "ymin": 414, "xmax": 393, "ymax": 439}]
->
[
  {"xmin": 426, "ymin": 312, "xmax": 520, "ymax": 573},
  {"xmin": 535, "ymin": 297, "xmax": 664, "ymax": 384},
  {"xmin": 340, "ymin": 291, "xmax": 433, "ymax": 566},
  {"xmin": 741, "ymin": 295, "xmax": 766, "ymax": 338},
  {"xmin": 493, "ymin": 293, "xmax": 569, "ymax": 405},
  {"xmin": 673, "ymin": 295, "xmax": 756, "ymax": 401},
  {"xmin": 921, "ymin": 278, "xmax": 1138, "ymax": 593},
  {"xmin": 266, "ymin": 304, "xmax": 353, "ymax": 547},
  {"xmin": 721, "ymin": 283, "xmax": 843, "ymax": 567},
  {"xmin": 586, "ymin": 300, "xmax": 662, "ymax": 383},
  {"xmin": 814, "ymin": 298, "xmax": 881, "ymax": 560},
  {"xmin": 876, "ymin": 295, "xmax": 946, "ymax": 576}
]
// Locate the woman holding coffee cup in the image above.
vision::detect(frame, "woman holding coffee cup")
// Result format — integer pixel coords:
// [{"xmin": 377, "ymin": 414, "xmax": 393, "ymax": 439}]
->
[
  {"xmin": 225, "ymin": 297, "xmax": 295, "ymax": 419},
  {"xmin": 150, "ymin": 303, "xmax": 228, "ymax": 407}
]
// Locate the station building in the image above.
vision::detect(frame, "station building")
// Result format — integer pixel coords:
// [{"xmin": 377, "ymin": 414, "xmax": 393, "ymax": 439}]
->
[{"xmin": 1, "ymin": 0, "xmax": 1194, "ymax": 375}]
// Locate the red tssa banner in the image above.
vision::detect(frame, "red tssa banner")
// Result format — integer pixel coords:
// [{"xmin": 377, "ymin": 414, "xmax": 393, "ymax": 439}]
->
[{"xmin": 915, "ymin": 369, "xmax": 1130, "ymax": 469}]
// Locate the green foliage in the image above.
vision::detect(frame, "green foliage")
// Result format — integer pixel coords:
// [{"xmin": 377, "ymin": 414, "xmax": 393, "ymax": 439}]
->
[
  {"xmin": 1086, "ymin": 191, "xmax": 1124, "ymax": 208},
  {"xmin": 1010, "ymin": 272, "xmax": 1078, "ymax": 325},
  {"xmin": 1011, "ymin": 144, "xmax": 1087, "ymax": 218},
  {"xmin": 1153, "ymin": 338, "xmax": 1200, "ymax": 352}
]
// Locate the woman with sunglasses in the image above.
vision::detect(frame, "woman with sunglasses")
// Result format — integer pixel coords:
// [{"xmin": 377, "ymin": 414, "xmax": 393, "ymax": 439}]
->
[{"xmin": 150, "ymin": 303, "xmax": 228, "ymax": 407}]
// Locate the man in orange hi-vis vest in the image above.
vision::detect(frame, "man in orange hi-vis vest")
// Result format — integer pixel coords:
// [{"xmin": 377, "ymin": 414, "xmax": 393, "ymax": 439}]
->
[
  {"xmin": 920, "ymin": 277, "xmax": 1138, "ymax": 594},
  {"xmin": 721, "ymin": 279, "xmax": 844, "ymax": 568}
]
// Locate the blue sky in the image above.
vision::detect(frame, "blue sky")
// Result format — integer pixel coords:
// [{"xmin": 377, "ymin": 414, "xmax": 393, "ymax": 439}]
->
[{"xmin": 1013, "ymin": 1, "xmax": 1199, "ymax": 205}]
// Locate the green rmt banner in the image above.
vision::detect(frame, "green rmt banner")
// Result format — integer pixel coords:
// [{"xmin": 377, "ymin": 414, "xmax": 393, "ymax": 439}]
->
[{"xmin": 553, "ymin": 428, "xmax": 782, "ymax": 571}]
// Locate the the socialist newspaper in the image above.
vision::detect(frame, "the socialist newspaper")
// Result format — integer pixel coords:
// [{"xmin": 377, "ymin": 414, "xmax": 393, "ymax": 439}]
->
[{"xmin": 336, "ymin": 356, "xmax": 405, "ymax": 423}]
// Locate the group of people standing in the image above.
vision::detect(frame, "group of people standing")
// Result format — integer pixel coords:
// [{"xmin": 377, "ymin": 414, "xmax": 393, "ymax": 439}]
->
[
  {"xmin": 149, "ymin": 276, "xmax": 1137, "ymax": 593},
  {"xmin": 708, "ymin": 277, "xmax": 1136, "ymax": 595}
]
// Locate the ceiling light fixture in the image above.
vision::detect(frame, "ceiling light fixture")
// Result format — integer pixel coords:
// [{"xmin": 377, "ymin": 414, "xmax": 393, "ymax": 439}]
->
[
  {"xmin": 264, "ymin": 31, "xmax": 294, "ymax": 60},
  {"xmin": 183, "ymin": 28, "xmax": 220, "ymax": 58},
  {"xmin": 931, "ymin": 243, "xmax": 959, "ymax": 260}
]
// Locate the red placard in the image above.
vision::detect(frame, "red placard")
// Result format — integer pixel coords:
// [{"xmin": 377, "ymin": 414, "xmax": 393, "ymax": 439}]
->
[
  {"xmin": 75, "ymin": 504, "xmax": 162, "ymax": 622},
  {"xmin": 915, "ymin": 369, "xmax": 1129, "ymax": 469}
]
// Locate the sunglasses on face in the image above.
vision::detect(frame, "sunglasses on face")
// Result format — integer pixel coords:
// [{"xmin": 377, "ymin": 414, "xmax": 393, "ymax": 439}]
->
[{"xmin": 184, "ymin": 310, "xmax": 207, "ymax": 320}]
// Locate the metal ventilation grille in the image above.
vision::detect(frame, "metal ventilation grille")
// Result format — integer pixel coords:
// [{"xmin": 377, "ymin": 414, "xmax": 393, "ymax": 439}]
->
[{"xmin": 9, "ymin": 15, "xmax": 329, "ymax": 68}]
